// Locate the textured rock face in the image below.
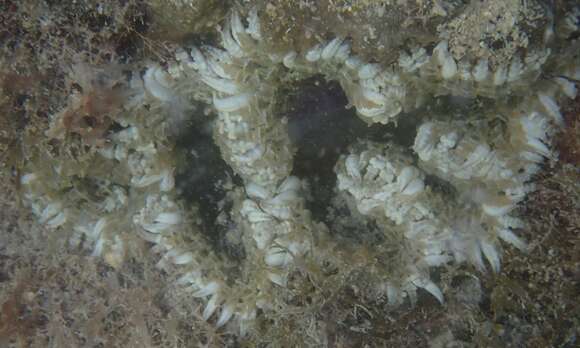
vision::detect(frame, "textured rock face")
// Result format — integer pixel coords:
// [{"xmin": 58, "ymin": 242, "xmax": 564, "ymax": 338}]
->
[{"xmin": 14, "ymin": 0, "xmax": 580, "ymax": 341}]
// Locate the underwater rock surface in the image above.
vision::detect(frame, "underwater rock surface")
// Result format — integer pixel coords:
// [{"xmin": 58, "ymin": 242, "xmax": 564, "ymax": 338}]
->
[{"xmin": 1, "ymin": 1, "xmax": 579, "ymax": 346}]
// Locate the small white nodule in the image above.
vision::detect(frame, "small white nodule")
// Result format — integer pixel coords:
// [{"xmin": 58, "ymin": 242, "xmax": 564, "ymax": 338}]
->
[
  {"xmin": 268, "ymin": 272, "xmax": 287, "ymax": 286},
  {"xmin": 47, "ymin": 211, "xmax": 67, "ymax": 228},
  {"xmin": 554, "ymin": 77, "xmax": 577, "ymax": 99},
  {"xmin": 334, "ymin": 42, "xmax": 351, "ymax": 61},
  {"xmin": 213, "ymin": 93, "xmax": 252, "ymax": 112},
  {"xmin": 358, "ymin": 63, "xmax": 380, "ymax": 80},
  {"xmin": 472, "ymin": 59, "xmax": 489, "ymax": 82},
  {"xmin": 402, "ymin": 178, "xmax": 424, "ymax": 196},
  {"xmin": 283, "ymin": 51, "xmax": 297, "ymax": 68},
  {"xmin": 193, "ymin": 281, "xmax": 220, "ymax": 298},
  {"xmin": 493, "ymin": 65, "xmax": 508, "ymax": 86},
  {"xmin": 321, "ymin": 38, "xmax": 344, "ymax": 60},
  {"xmin": 411, "ymin": 277, "xmax": 444, "ymax": 304},
  {"xmin": 482, "ymin": 203, "xmax": 512, "ymax": 217},
  {"xmin": 434, "ymin": 41, "xmax": 457, "ymax": 79},
  {"xmin": 265, "ymin": 248, "xmax": 290, "ymax": 267},
  {"xmin": 202, "ymin": 75, "xmax": 239, "ymax": 95},
  {"xmin": 172, "ymin": 252, "xmax": 194, "ymax": 265},
  {"xmin": 221, "ymin": 22, "xmax": 244, "ymax": 58},
  {"xmin": 507, "ymin": 57, "xmax": 523, "ymax": 82},
  {"xmin": 20, "ymin": 173, "xmax": 37, "ymax": 185},
  {"xmin": 357, "ymin": 105, "xmax": 387, "ymax": 118},
  {"xmin": 216, "ymin": 305, "xmax": 234, "ymax": 327},
  {"xmin": 190, "ymin": 47, "xmax": 209, "ymax": 71},
  {"xmin": 497, "ymin": 228, "xmax": 527, "ymax": 251},
  {"xmin": 203, "ymin": 294, "xmax": 220, "ymax": 320},
  {"xmin": 155, "ymin": 212, "xmax": 182, "ymax": 225},
  {"xmin": 345, "ymin": 56, "xmax": 363, "ymax": 70},
  {"xmin": 305, "ymin": 44, "xmax": 322, "ymax": 62},
  {"xmin": 538, "ymin": 94, "xmax": 564, "ymax": 126},
  {"xmin": 144, "ymin": 65, "xmax": 173, "ymax": 102},
  {"xmin": 247, "ymin": 8, "xmax": 262, "ymax": 40},
  {"xmin": 480, "ymin": 240, "xmax": 500, "ymax": 273},
  {"xmin": 361, "ymin": 88, "xmax": 386, "ymax": 106}
]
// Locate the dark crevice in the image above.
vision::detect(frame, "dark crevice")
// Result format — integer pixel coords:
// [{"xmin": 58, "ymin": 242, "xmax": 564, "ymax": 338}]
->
[
  {"xmin": 283, "ymin": 76, "xmax": 363, "ymax": 222},
  {"xmin": 282, "ymin": 76, "xmax": 418, "ymax": 224},
  {"xmin": 173, "ymin": 115, "xmax": 244, "ymax": 261}
]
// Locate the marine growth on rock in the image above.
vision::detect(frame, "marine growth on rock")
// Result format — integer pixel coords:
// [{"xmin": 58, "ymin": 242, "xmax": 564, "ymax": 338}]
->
[{"xmin": 18, "ymin": 1, "xmax": 580, "ymax": 337}]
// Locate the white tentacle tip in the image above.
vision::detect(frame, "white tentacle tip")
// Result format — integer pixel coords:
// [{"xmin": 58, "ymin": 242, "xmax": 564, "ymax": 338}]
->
[
  {"xmin": 412, "ymin": 277, "xmax": 444, "ymax": 304},
  {"xmin": 203, "ymin": 294, "xmax": 220, "ymax": 320},
  {"xmin": 216, "ymin": 305, "xmax": 234, "ymax": 327},
  {"xmin": 193, "ymin": 281, "xmax": 220, "ymax": 298},
  {"xmin": 480, "ymin": 240, "xmax": 501, "ymax": 273},
  {"xmin": 213, "ymin": 93, "xmax": 252, "ymax": 112},
  {"xmin": 498, "ymin": 228, "xmax": 527, "ymax": 251}
]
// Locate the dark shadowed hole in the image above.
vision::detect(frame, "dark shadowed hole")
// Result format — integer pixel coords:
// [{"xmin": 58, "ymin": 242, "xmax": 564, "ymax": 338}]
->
[
  {"xmin": 282, "ymin": 76, "xmax": 418, "ymax": 225},
  {"xmin": 0, "ymin": 271, "xmax": 9, "ymax": 283},
  {"xmin": 173, "ymin": 115, "xmax": 244, "ymax": 260}
]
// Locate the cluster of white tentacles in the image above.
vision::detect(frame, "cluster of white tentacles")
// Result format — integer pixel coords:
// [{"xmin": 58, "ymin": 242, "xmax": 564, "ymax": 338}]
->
[{"xmin": 19, "ymin": 7, "xmax": 579, "ymax": 333}]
